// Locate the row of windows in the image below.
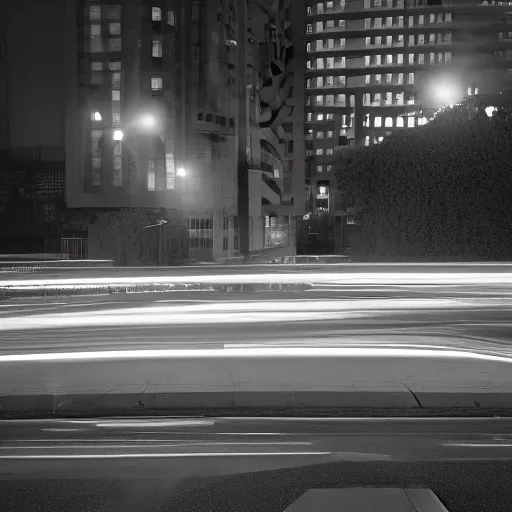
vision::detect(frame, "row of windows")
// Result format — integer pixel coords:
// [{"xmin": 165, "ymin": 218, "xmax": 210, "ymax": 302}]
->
[
  {"xmin": 315, "ymin": 164, "xmax": 334, "ymax": 173},
  {"xmin": 364, "ymin": 115, "xmax": 426, "ymax": 129},
  {"xmin": 307, "ymin": 38, "xmax": 345, "ymax": 52},
  {"xmin": 363, "ymin": 91, "xmax": 413, "ymax": 105},
  {"xmin": 365, "ymin": 12, "xmax": 452, "ymax": 28},
  {"xmin": 365, "ymin": 51, "xmax": 451, "ymax": 65},
  {"xmin": 306, "ymin": 93, "xmax": 348, "ymax": 106},
  {"xmin": 306, "ymin": 20, "xmax": 346, "ymax": 34},
  {"xmin": 151, "ymin": 6, "xmax": 176, "ymax": 26},
  {"xmin": 498, "ymin": 32, "xmax": 512, "ymax": 39},
  {"xmin": 306, "ymin": 56, "xmax": 346, "ymax": 69},
  {"xmin": 307, "ymin": 148, "xmax": 335, "ymax": 156},
  {"xmin": 306, "ymin": 75, "xmax": 346, "ymax": 88},
  {"xmin": 89, "ymin": 4, "xmax": 121, "ymax": 20},
  {"xmin": 365, "ymin": 72, "xmax": 414, "ymax": 85},
  {"xmin": 307, "ymin": 1, "xmax": 346, "ymax": 15},
  {"xmin": 306, "ymin": 129, "xmax": 346, "ymax": 139},
  {"xmin": 365, "ymin": 32, "xmax": 452, "ymax": 46}
]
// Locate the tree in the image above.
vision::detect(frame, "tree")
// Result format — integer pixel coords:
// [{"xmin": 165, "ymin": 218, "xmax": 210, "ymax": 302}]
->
[{"xmin": 335, "ymin": 93, "xmax": 512, "ymax": 261}]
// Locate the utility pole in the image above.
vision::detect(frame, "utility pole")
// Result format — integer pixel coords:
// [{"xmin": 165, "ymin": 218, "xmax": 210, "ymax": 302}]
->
[{"xmin": 237, "ymin": 0, "xmax": 250, "ymax": 260}]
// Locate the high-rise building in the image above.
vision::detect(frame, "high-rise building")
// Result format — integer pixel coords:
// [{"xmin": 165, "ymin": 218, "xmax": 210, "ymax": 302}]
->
[
  {"xmin": 290, "ymin": 0, "xmax": 512, "ymax": 219},
  {"xmin": 62, "ymin": 0, "xmax": 297, "ymax": 261}
]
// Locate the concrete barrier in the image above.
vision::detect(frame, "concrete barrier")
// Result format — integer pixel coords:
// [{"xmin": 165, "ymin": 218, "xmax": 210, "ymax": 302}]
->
[
  {"xmin": 0, "ymin": 260, "xmax": 114, "ymax": 272},
  {"xmin": 1, "ymin": 348, "xmax": 511, "ymax": 416}
]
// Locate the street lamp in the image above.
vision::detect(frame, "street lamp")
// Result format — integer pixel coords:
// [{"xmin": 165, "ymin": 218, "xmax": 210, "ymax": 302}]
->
[
  {"xmin": 176, "ymin": 166, "xmax": 187, "ymax": 177},
  {"xmin": 113, "ymin": 129, "xmax": 124, "ymax": 141},
  {"xmin": 139, "ymin": 114, "xmax": 156, "ymax": 130},
  {"xmin": 433, "ymin": 83, "xmax": 458, "ymax": 107},
  {"xmin": 485, "ymin": 106, "xmax": 497, "ymax": 117}
]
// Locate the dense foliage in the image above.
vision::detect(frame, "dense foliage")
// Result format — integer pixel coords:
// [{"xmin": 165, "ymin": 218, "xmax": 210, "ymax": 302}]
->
[{"xmin": 335, "ymin": 95, "xmax": 512, "ymax": 260}]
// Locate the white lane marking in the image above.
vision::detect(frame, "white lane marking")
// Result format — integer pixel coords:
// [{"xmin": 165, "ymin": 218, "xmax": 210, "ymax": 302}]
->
[
  {"xmin": 0, "ymin": 451, "xmax": 333, "ymax": 460},
  {"xmin": 5, "ymin": 271, "xmax": 512, "ymax": 288},
  {"xmin": 0, "ymin": 346, "xmax": 511, "ymax": 363}
]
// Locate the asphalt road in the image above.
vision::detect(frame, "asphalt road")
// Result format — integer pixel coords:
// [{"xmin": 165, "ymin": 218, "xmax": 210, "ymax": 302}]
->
[
  {"xmin": 0, "ymin": 284, "xmax": 512, "ymax": 355},
  {"xmin": 0, "ymin": 416, "xmax": 512, "ymax": 511}
]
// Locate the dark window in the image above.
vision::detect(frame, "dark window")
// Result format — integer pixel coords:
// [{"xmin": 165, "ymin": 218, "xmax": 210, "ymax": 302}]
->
[
  {"xmin": 197, "ymin": 112, "xmax": 203, "ymax": 121},
  {"xmin": 205, "ymin": 114, "xmax": 213, "ymax": 122}
]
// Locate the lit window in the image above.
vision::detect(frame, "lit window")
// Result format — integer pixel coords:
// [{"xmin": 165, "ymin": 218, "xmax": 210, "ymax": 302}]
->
[
  {"xmin": 112, "ymin": 90, "xmax": 121, "ymax": 101},
  {"xmin": 90, "ymin": 36, "xmax": 103, "ymax": 53},
  {"xmin": 396, "ymin": 117, "xmax": 404, "ymax": 127},
  {"xmin": 385, "ymin": 117, "xmax": 393, "ymax": 127},
  {"xmin": 306, "ymin": 24, "xmax": 313, "ymax": 33},
  {"xmin": 419, "ymin": 15, "xmax": 424, "ymax": 25},
  {"xmin": 148, "ymin": 160, "xmax": 156, "ymax": 191},
  {"xmin": 374, "ymin": 116, "xmax": 382, "ymax": 127},
  {"xmin": 317, "ymin": 2, "xmax": 324, "ymax": 14},
  {"xmin": 111, "ymin": 72, "xmax": 121, "ymax": 89},
  {"xmin": 91, "ymin": 111, "xmax": 102, "ymax": 122},
  {"xmin": 316, "ymin": 165, "xmax": 323, "ymax": 173},
  {"xmin": 408, "ymin": 72, "xmax": 414, "ymax": 84},
  {"xmin": 152, "ymin": 7, "xmax": 162, "ymax": 21},
  {"xmin": 151, "ymin": 77, "xmax": 163, "ymax": 90},
  {"xmin": 112, "ymin": 112, "xmax": 121, "ymax": 127},
  {"xmin": 430, "ymin": 13, "xmax": 435, "ymax": 24},
  {"xmin": 316, "ymin": 148, "xmax": 324, "ymax": 155},
  {"xmin": 306, "ymin": 42, "xmax": 312, "ymax": 52},
  {"xmin": 109, "ymin": 22, "xmax": 121, "ymax": 35},
  {"xmin": 109, "ymin": 38, "xmax": 122, "ymax": 52},
  {"xmin": 307, "ymin": 6, "xmax": 312, "ymax": 15},
  {"xmin": 91, "ymin": 62, "xmax": 103, "ymax": 71},
  {"xmin": 316, "ymin": 21, "xmax": 323, "ymax": 32},
  {"xmin": 326, "ymin": 165, "xmax": 332, "ymax": 172},
  {"xmin": 397, "ymin": 53, "xmax": 403, "ymax": 64},
  {"xmin": 316, "ymin": 95, "xmax": 324, "ymax": 105},
  {"xmin": 445, "ymin": 13, "xmax": 452, "ymax": 23},
  {"xmin": 152, "ymin": 40, "xmax": 162, "ymax": 57},
  {"xmin": 326, "ymin": 149, "xmax": 333, "ymax": 155},
  {"xmin": 317, "ymin": 131, "xmax": 324, "ymax": 139},
  {"xmin": 327, "ymin": 130, "xmax": 334, "ymax": 138},
  {"xmin": 90, "ymin": 24, "xmax": 101, "ymax": 36},
  {"xmin": 89, "ymin": 5, "xmax": 101, "ymax": 20},
  {"xmin": 168, "ymin": 10, "xmax": 176, "ymax": 26},
  {"xmin": 364, "ymin": 136, "xmax": 370, "ymax": 146},
  {"xmin": 317, "ymin": 113, "xmax": 324, "ymax": 121}
]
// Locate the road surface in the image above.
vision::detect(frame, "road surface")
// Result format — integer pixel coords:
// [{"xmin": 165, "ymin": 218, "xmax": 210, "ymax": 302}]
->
[
  {"xmin": 0, "ymin": 284, "xmax": 511, "ymax": 355},
  {"xmin": 0, "ymin": 416, "xmax": 511, "ymax": 511}
]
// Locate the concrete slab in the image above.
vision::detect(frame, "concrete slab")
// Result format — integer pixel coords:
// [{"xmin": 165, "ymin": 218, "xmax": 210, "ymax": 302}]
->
[
  {"xmin": 284, "ymin": 488, "xmax": 449, "ymax": 512},
  {"xmin": 1, "ymin": 348, "xmax": 512, "ymax": 416}
]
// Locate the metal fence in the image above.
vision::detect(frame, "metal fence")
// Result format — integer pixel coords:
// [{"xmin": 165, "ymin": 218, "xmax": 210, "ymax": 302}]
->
[{"xmin": 61, "ymin": 237, "xmax": 88, "ymax": 260}]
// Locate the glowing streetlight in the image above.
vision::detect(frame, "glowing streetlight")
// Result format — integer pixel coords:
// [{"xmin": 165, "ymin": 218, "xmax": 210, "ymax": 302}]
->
[
  {"xmin": 434, "ymin": 83, "xmax": 458, "ymax": 106},
  {"xmin": 113, "ymin": 129, "xmax": 124, "ymax": 141},
  {"xmin": 485, "ymin": 106, "xmax": 497, "ymax": 117},
  {"xmin": 176, "ymin": 166, "xmax": 187, "ymax": 177},
  {"xmin": 139, "ymin": 114, "xmax": 156, "ymax": 129}
]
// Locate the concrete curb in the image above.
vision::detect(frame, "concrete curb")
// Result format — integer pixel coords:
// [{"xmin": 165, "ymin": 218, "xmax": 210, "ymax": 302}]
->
[{"xmin": 2, "ymin": 391, "xmax": 512, "ymax": 417}]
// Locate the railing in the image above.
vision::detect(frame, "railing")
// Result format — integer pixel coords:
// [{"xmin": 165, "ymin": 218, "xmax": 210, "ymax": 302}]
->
[{"xmin": 61, "ymin": 237, "xmax": 88, "ymax": 260}]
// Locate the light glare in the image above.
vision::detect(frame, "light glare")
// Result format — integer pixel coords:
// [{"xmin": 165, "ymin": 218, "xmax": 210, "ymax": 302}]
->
[{"xmin": 113, "ymin": 130, "xmax": 124, "ymax": 141}]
